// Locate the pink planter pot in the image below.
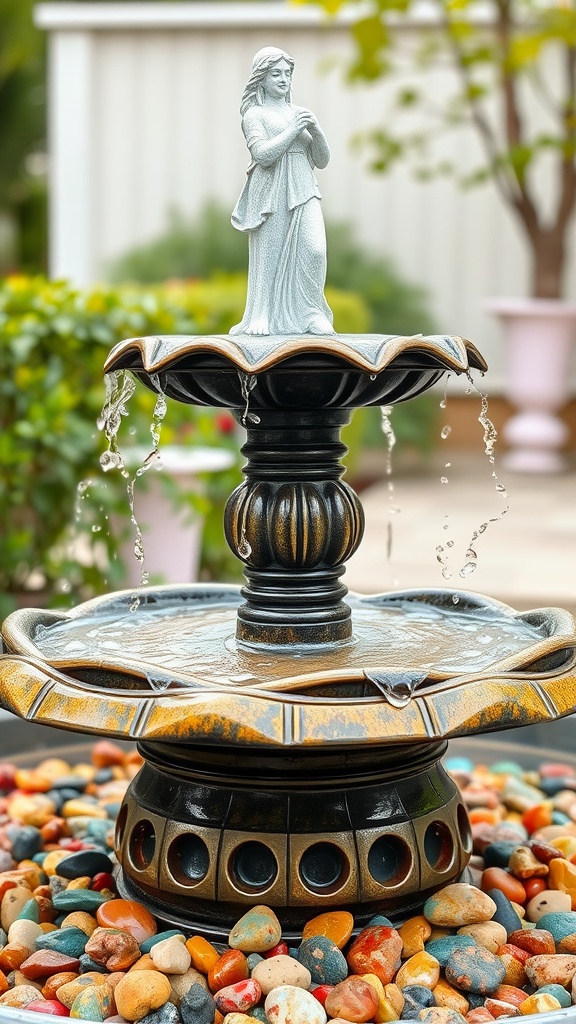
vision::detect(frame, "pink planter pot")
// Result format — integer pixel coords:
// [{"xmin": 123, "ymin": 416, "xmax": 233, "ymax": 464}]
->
[
  {"xmin": 486, "ymin": 298, "xmax": 576, "ymax": 473},
  {"xmin": 113, "ymin": 445, "xmax": 235, "ymax": 587}
]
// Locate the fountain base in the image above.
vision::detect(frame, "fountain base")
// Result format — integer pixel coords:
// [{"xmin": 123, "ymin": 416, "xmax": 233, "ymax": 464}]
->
[{"xmin": 114, "ymin": 738, "xmax": 469, "ymax": 939}]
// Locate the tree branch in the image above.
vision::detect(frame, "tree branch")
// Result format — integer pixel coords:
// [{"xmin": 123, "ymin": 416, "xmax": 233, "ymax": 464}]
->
[{"xmin": 554, "ymin": 44, "xmax": 576, "ymax": 235}]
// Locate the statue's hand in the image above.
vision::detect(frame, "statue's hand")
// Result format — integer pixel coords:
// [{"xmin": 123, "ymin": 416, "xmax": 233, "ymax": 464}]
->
[{"xmin": 293, "ymin": 108, "xmax": 318, "ymax": 135}]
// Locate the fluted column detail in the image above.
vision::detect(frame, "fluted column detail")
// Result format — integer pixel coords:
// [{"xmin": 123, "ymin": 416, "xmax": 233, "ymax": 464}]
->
[{"xmin": 224, "ymin": 410, "xmax": 365, "ymax": 646}]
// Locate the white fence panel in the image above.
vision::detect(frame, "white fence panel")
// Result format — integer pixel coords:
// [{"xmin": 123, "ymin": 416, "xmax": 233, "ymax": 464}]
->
[{"xmin": 36, "ymin": 2, "xmax": 576, "ymax": 392}]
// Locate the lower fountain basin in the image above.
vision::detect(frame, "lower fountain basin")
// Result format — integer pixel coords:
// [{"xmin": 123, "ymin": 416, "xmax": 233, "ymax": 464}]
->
[
  {"xmin": 1, "ymin": 715, "xmax": 576, "ymax": 1024},
  {"xmin": 2, "ymin": 585, "xmax": 576, "ymax": 745}
]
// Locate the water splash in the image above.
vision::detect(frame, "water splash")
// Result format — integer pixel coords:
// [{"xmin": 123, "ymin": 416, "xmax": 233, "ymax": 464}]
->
[
  {"xmin": 98, "ymin": 370, "xmax": 136, "ymax": 474},
  {"xmin": 380, "ymin": 405, "xmax": 400, "ymax": 575},
  {"xmin": 238, "ymin": 372, "xmax": 261, "ymax": 427},
  {"xmin": 434, "ymin": 378, "xmax": 454, "ymax": 580},
  {"xmin": 458, "ymin": 373, "xmax": 510, "ymax": 580}
]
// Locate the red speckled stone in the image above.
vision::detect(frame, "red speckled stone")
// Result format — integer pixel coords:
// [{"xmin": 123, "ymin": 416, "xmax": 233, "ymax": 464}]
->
[
  {"xmin": 23, "ymin": 998, "xmax": 70, "ymax": 1016},
  {"xmin": 19, "ymin": 950, "xmax": 81, "ymax": 979},
  {"xmin": 214, "ymin": 978, "xmax": 262, "ymax": 1014},
  {"xmin": 507, "ymin": 928, "xmax": 555, "ymax": 956},
  {"xmin": 95, "ymin": 898, "xmax": 157, "ymax": 943},
  {"xmin": 346, "ymin": 925, "xmax": 402, "ymax": 985},
  {"xmin": 208, "ymin": 949, "xmax": 249, "ymax": 992}
]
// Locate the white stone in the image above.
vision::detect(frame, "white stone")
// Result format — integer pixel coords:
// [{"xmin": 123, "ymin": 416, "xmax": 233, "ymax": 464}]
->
[
  {"xmin": 252, "ymin": 955, "xmax": 311, "ymax": 995},
  {"xmin": 265, "ymin": 984, "xmax": 327, "ymax": 1024}
]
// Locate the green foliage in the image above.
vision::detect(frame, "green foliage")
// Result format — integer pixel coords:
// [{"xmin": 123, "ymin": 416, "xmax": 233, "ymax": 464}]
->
[
  {"xmin": 305, "ymin": 0, "xmax": 576, "ymax": 297},
  {"xmin": 0, "ymin": 272, "xmax": 369, "ymax": 616}
]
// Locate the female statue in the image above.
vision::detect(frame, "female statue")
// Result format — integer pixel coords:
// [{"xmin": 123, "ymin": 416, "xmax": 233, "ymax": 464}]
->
[{"xmin": 230, "ymin": 47, "xmax": 334, "ymax": 336}]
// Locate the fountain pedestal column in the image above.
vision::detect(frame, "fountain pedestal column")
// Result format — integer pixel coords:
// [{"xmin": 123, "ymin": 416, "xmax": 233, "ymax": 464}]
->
[{"xmin": 225, "ymin": 409, "xmax": 364, "ymax": 646}]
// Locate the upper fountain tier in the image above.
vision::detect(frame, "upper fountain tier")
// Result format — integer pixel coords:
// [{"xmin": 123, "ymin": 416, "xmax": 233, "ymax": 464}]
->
[{"xmin": 104, "ymin": 332, "xmax": 486, "ymax": 411}]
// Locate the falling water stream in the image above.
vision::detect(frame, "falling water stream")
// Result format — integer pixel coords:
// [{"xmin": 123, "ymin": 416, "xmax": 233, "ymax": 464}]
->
[
  {"xmin": 380, "ymin": 405, "xmax": 400, "ymax": 582},
  {"xmin": 97, "ymin": 370, "xmax": 168, "ymax": 594}
]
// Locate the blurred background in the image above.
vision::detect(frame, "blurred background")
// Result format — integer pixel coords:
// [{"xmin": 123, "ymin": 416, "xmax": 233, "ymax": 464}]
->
[{"xmin": 1, "ymin": 0, "xmax": 575, "ymax": 620}]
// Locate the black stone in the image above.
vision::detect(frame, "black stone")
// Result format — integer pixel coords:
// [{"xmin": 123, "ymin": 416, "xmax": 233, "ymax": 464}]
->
[
  {"xmin": 49, "ymin": 775, "xmax": 87, "ymax": 792},
  {"xmin": 138, "ymin": 1002, "xmax": 181, "ymax": 1024},
  {"xmin": 10, "ymin": 825, "xmax": 42, "ymax": 861},
  {"xmin": 93, "ymin": 768, "xmax": 114, "ymax": 784},
  {"xmin": 79, "ymin": 953, "xmax": 109, "ymax": 974},
  {"xmin": 487, "ymin": 887, "xmax": 523, "ymax": 936},
  {"xmin": 180, "ymin": 983, "xmax": 215, "ymax": 1024},
  {"xmin": 483, "ymin": 841, "xmax": 518, "ymax": 868},
  {"xmin": 56, "ymin": 850, "xmax": 114, "ymax": 879}
]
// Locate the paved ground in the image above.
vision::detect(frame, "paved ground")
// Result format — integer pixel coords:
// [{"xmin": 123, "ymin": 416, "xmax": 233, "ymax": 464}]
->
[{"xmin": 346, "ymin": 451, "xmax": 576, "ymax": 615}]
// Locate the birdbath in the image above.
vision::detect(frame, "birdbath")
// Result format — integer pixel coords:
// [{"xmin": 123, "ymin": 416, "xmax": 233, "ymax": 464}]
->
[{"xmin": 2, "ymin": 46, "xmax": 576, "ymax": 940}]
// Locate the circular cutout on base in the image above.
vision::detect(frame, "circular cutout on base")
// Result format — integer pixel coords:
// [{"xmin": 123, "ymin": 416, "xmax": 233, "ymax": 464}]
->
[
  {"xmin": 368, "ymin": 834, "xmax": 412, "ymax": 887},
  {"xmin": 167, "ymin": 833, "xmax": 210, "ymax": 886},
  {"xmin": 424, "ymin": 821, "xmax": 454, "ymax": 872},
  {"xmin": 230, "ymin": 841, "xmax": 278, "ymax": 893},
  {"xmin": 298, "ymin": 842, "xmax": 349, "ymax": 894},
  {"xmin": 128, "ymin": 819, "xmax": 155, "ymax": 871}
]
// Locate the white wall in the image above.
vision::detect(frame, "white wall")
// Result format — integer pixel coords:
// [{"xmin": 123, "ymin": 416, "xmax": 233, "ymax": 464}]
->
[{"xmin": 36, "ymin": 2, "xmax": 576, "ymax": 392}]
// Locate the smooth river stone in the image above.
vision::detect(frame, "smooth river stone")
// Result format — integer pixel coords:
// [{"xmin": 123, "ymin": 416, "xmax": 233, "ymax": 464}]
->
[
  {"xmin": 7, "ymin": 919, "xmax": 43, "ymax": 951},
  {"xmin": 264, "ymin": 984, "xmax": 327, "ymax": 1024},
  {"xmin": 445, "ymin": 945, "xmax": 506, "ymax": 994},
  {"xmin": 114, "ymin": 970, "xmax": 172, "ymax": 1022},
  {"xmin": 324, "ymin": 977, "xmax": 379, "ymax": 1023},
  {"xmin": 149, "ymin": 935, "xmax": 191, "ymax": 975},
  {"xmin": 524, "ymin": 952, "xmax": 576, "ymax": 988},
  {"xmin": 179, "ymin": 982, "xmax": 216, "ymax": 1024},
  {"xmin": 96, "ymin": 898, "xmax": 157, "ymax": 943},
  {"xmin": 486, "ymin": 889, "xmax": 523, "ymax": 938},
  {"xmin": 138, "ymin": 1003, "xmax": 182, "ymax": 1024},
  {"xmin": 55, "ymin": 850, "xmax": 114, "ymax": 880},
  {"xmin": 301, "ymin": 911, "xmax": 354, "ymax": 949},
  {"xmin": 424, "ymin": 884, "xmax": 497, "ymax": 927},
  {"xmin": 395, "ymin": 951, "xmax": 440, "ymax": 989},
  {"xmin": 398, "ymin": 915, "xmax": 432, "ymax": 957},
  {"xmin": 456, "ymin": 921, "xmax": 507, "ymax": 954},
  {"xmin": 346, "ymin": 925, "xmax": 403, "ymax": 985},
  {"xmin": 519, "ymin": 992, "xmax": 563, "ymax": 1015},
  {"xmin": 419, "ymin": 1010, "xmax": 467, "ymax": 1023},
  {"xmin": 214, "ymin": 978, "xmax": 261, "ymax": 1014},
  {"xmin": 535, "ymin": 910, "xmax": 576, "ymax": 942},
  {"xmin": 52, "ymin": 889, "xmax": 110, "ymax": 915},
  {"xmin": 298, "ymin": 935, "xmax": 348, "ymax": 985},
  {"xmin": 228, "ymin": 906, "xmax": 281, "ymax": 953},
  {"xmin": 36, "ymin": 925, "xmax": 89, "ymax": 958},
  {"xmin": 19, "ymin": 949, "xmax": 81, "ymax": 979},
  {"xmin": 425, "ymin": 935, "xmax": 478, "ymax": 967},
  {"xmin": 69, "ymin": 983, "xmax": 112, "ymax": 1021},
  {"xmin": 251, "ymin": 954, "xmax": 311, "ymax": 995}
]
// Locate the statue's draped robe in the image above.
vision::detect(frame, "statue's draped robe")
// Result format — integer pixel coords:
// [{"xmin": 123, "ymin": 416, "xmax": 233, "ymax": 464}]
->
[{"xmin": 230, "ymin": 105, "xmax": 334, "ymax": 336}]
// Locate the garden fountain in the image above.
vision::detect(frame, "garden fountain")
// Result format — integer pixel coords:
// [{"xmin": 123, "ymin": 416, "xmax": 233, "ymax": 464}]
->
[{"xmin": 1, "ymin": 47, "xmax": 576, "ymax": 954}]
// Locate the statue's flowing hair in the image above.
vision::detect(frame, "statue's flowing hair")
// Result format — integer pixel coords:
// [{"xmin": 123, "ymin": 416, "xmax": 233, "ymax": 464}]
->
[{"xmin": 240, "ymin": 47, "xmax": 295, "ymax": 117}]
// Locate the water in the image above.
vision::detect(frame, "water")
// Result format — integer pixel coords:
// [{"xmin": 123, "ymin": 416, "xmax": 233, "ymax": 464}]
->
[
  {"xmin": 31, "ymin": 592, "xmax": 551, "ymax": 692},
  {"xmin": 238, "ymin": 372, "xmax": 261, "ymax": 427},
  {"xmin": 380, "ymin": 405, "xmax": 400, "ymax": 576},
  {"xmin": 435, "ymin": 377, "xmax": 454, "ymax": 581},
  {"xmin": 97, "ymin": 370, "xmax": 169, "ymax": 593},
  {"xmin": 458, "ymin": 374, "xmax": 510, "ymax": 580}
]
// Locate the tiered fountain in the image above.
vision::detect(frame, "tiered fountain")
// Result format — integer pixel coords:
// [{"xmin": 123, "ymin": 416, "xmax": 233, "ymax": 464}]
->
[{"xmin": 1, "ymin": 47, "xmax": 576, "ymax": 956}]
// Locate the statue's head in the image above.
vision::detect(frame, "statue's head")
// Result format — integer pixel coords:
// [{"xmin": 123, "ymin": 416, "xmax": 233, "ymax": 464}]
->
[{"xmin": 240, "ymin": 47, "xmax": 295, "ymax": 116}]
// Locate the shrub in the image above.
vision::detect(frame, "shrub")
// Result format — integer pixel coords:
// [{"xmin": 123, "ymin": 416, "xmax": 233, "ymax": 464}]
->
[{"xmin": 0, "ymin": 273, "xmax": 368, "ymax": 616}]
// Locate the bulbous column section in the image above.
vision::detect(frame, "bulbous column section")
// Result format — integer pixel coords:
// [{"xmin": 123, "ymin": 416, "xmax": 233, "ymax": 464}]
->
[{"xmin": 225, "ymin": 409, "xmax": 364, "ymax": 646}]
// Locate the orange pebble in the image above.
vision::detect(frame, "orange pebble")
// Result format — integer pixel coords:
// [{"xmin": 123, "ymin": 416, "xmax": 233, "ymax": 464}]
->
[
  {"xmin": 13, "ymin": 769, "xmax": 53, "ymax": 793},
  {"xmin": 208, "ymin": 949, "xmax": 249, "ymax": 992},
  {"xmin": 481, "ymin": 867, "xmax": 526, "ymax": 904},
  {"xmin": 548, "ymin": 857, "xmax": 576, "ymax": 908},
  {"xmin": 492, "ymin": 984, "xmax": 529, "ymax": 1008},
  {"xmin": 0, "ymin": 943, "xmax": 31, "ymax": 971},
  {"xmin": 41, "ymin": 972, "xmax": 78, "ymax": 1000},
  {"xmin": 301, "ymin": 911, "xmax": 354, "ymax": 949},
  {"xmin": 186, "ymin": 935, "xmax": 220, "ymax": 973},
  {"xmin": 0, "ymin": 972, "xmax": 8, "ymax": 996},
  {"xmin": 128, "ymin": 954, "xmax": 157, "ymax": 972},
  {"xmin": 468, "ymin": 809, "xmax": 502, "ymax": 826},
  {"xmin": 521, "ymin": 803, "xmax": 554, "ymax": 833},
  {"xmin": 91, "ymin": 740, "xmax": 125, "ymax": 768},
  {"xmin": 96, "ymin": 899, "xmax": 157, "ymax": 944}
]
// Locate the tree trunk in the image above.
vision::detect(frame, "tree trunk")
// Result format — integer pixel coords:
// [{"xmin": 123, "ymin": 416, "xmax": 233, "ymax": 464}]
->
[{"xmin": 530, "ymin": 228, "xmax": 566, "ymax": 300}]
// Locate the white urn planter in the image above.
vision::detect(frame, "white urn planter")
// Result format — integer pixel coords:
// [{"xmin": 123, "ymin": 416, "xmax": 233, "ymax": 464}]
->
[
  {"xmin": 486, "ymin": 298, "xmax": 576, "ymax": 473},
  {"xmin": 114, "ymin": 445, "xmax": 235, "ymax": 587}
]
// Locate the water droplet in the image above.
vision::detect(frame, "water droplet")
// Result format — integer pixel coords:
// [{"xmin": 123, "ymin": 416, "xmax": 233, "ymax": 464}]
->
[
  {"xmin": 100, "ymin": 450, "xmax": 123, "ymax": 473},
  {"xmin": 440, "ymin": 425, "xmax": 451, "ymax": 439},
  {"xmin": 238, "ymin": 538, "xmax": 252, "ymax": 558},
  {"xmin": 91, "ymin": 525, "xmax": 102, "ymax": 533},
  {"xmin": 452, "ymin": 594, "xmax": 460, "ymax": 605},
  {"xmin": 440, "ymin": 476, "xmax": 448, "ymax": 485},
  {"xmin": 460, "ymin": 561, "xmax": 477, "ymax": 577},
  {"xmin": 370, "ymin": 373, "xmax": 377, "ymax": 381},
  {"xmin": 238, "ymin": 371, "xmax": 259, "ymax": 427}
]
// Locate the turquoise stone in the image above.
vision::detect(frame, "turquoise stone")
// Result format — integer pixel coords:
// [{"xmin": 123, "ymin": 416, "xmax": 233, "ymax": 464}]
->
[
  {"xmin": 425, "ymin": 935, "xmax": 478, "ymax": 966},
  {"xmin": 537, "ymin": 911, "xmax": 576, "ymax": 944},
  {"xmin": 140, "ymin": 929, "xmax": 185, "ymax": 954},
  {"xmin": 52, "ymin": 889, "xmax": 111, "ymax": 913},
  {"xmin": 297, "ymin": 935, "xmax": 348, "ymax": 985},
  {"xmin": 537, "ymin": 984, "xmax": 571, "ymax": 1008},
  {"xmin": 16, "ymin": 898, "xmax": 40, "ymax": 923},
  {"xmin": 36, "ymin": 926, "xmax": 89, "ymax": 958}
]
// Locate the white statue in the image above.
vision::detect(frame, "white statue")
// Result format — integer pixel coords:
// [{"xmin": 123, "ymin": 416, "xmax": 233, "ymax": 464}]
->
[{"xmin": 230, "ymin": 47, "xmax": 335, "ymax": 337}]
